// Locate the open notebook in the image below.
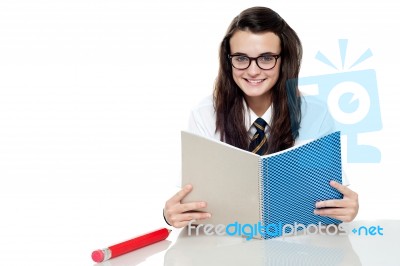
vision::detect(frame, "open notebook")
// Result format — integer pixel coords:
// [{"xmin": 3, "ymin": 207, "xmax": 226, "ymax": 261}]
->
[{"xmin": 181, "ymin": 131, "xmax": 343, "ymax": 239}]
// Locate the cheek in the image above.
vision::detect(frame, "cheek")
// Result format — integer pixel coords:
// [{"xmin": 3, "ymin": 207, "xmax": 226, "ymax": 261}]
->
[
  {"xmin": 232, "ymin": 69, "xmax": 242, "ymax": 85},
  {"xmin": 273, "ymin": 62, "xmax": 281, "ymax": 79},
  {"xmin": 270, "ymin": 70, "xmax": 280, "ymax": 82},
  {"xmin": 267, "ymin": 68, "xmax": 280, "ymax": 83}
]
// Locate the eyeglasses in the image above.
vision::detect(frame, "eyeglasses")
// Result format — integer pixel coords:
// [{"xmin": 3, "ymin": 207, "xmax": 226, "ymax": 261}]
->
[{"xmin": 228, "ymin": 54, "xmax": 280, "ymax": 70}]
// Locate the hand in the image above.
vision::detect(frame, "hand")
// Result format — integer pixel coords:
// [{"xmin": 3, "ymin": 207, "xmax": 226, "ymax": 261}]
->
[
  {"xmin": 164, "ymin": 184, "xmax": 211, "ymax": 228},
  {"xmin": 314, "ymin": 180, "xmax": 359, "ymax": 222}
]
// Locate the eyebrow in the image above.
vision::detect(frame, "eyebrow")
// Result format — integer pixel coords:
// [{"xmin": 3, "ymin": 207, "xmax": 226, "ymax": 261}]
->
[{"xmin": 230, "ymin": 52, "xmax": 279, "ymax": 56}]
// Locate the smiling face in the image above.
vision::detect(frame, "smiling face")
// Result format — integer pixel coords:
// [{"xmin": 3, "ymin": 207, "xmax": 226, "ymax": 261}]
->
[{"xmin": 229, "ymin": 30, "xmax": 281, "ymax": 114}]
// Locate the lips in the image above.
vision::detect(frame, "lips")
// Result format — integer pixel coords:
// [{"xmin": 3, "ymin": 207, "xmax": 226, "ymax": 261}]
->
[{"xmin": 244, "ymin": 78, "xmax": 266, "ymax": 85}]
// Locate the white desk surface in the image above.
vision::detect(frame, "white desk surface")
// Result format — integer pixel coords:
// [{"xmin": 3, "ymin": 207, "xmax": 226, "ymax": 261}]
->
[
  {"xmin": 1, "ymin": 185, "xmax": 399, "ymax": 266},
  {"xmin": 93, "ymin": 220, "xmax": 399, "ymax": 266}
]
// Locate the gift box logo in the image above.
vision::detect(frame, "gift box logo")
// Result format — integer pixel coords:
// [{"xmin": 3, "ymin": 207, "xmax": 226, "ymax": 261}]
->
[{"xmin": 298, "ymin": 39, "xmax": 382, "ymax": 163}]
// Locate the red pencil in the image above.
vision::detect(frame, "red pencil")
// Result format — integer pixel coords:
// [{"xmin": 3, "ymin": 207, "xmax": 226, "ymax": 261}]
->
[{"xmin": 91, "ymin": 228, "xmax": 171, "ymax": 263}]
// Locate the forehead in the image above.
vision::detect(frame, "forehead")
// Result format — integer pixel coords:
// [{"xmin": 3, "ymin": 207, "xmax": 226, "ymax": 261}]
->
[{"xmin": 229, "ymin": 30, "xmax": 281, "ymax": 55}]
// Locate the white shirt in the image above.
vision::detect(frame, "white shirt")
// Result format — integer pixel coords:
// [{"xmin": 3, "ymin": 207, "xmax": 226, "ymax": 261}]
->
[
  {"xmin": 188, "ymin": 95, "xmax": 336, "ymax": 145},
  {"xmin": 187, "ymin": 94, "xmax": 349, "ymax": 185}
]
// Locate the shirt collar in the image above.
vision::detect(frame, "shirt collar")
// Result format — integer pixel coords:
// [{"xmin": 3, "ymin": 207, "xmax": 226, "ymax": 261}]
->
[{"xmin": 244, "ymin": 100, "xmax": 273, "ymax": 135}]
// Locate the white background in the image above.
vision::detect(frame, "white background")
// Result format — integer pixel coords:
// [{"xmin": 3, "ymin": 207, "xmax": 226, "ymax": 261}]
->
[{"xmin": 0, "ymin": 0, "xmax": 399, "ymax": 265}]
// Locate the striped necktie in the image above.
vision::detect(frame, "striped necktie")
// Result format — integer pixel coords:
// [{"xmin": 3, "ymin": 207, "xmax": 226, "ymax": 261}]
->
[{"xmin": 248, "ymin": 118, "xmax": 268, "ymax": 155}]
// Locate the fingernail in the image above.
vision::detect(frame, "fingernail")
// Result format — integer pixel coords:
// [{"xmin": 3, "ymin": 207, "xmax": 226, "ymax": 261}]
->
[{"xmin": 207, "ymin": 213, "xmax": 211, "ymax": 218}]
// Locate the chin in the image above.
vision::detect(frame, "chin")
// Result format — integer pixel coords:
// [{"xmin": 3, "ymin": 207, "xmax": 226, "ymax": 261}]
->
[{"xmin": 242, "ymin": 88, "xmax": 272, "ymax": 98}]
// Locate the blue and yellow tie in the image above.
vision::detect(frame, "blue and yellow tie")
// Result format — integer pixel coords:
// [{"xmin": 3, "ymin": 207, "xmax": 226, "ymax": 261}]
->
[{"xmin": 249, "ymin": 118, "xmax": 268, "ymax": 155}]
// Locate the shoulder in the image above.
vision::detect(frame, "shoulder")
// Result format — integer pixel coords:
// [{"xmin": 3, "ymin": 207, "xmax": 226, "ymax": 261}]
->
[
  {"xmin": 298, "ymin": 95, "xmax": 336, "ymax": 141},
  {"xmin": 191, "ymin": 95, "xmax": 214, "ymax": 114},
  {"xmin": 189, "ymin": 95, "xmax": 215, "ymax": 124},
  {"xmin": 301, "ymin": 96, "xmax": 329, "ymax": 116},
  {"xmin": 187, "ymin": 95, "xmax": 219, "ymax": 140}
]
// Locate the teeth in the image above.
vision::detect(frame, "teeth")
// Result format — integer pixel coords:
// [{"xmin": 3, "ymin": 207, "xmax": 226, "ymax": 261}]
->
[{"xmin": 247, "ymin": 79, "xmax": 264, "ymax": 84}]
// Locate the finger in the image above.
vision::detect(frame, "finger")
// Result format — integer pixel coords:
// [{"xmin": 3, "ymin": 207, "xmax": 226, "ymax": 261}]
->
[
  {"xmin": 167, "ymin": 184, "xmax": 193, "ymax": 204},
  {"xmin": 315, "ymin": 199, "xmax": 347, "ymax": 208},
  {"xmin": 177, "ymin": 201, "xmax": 208, "ymax": 213},
  {"xmin": 314, "ymin": 213, "xmax": 350, "ymax": 222},
  {"xmin": 330, "ymin": 181, "xmax": 357, "ymax": 198},
  {"xmin": 314, "ymin": 207, "xmax": 346, "ymax": 216},
  {"xmin": 164, "ymin": 201, "xmax": 207, "ymax": 224},
  {"xmin": 314, "ymin": 207, "xmax": 356, "ymax": 222},
  {"xmin": 171, "ymin": 220, "xmax": 197, "ymax": 228},
  {"xmin": 169, "ymin": 212, "xmax": 211, "ymax": 228},
  {"xmin": 180, "ymin": 212, "xmax": 211, "ymax": 222},
  {"xmin": 172, "ymin": 220, "xmax": 192, "ymax": 228}
]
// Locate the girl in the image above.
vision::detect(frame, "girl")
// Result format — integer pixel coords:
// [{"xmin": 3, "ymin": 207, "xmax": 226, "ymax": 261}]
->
[{"xmin": 164, "ymin": 6, "xmax": 358, "ymax": 228}]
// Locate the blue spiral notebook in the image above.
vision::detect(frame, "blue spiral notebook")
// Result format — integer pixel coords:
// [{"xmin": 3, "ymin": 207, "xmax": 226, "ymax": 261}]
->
[{"xmin": 181, "ymin": 131, "xmax": 343, "ymax": 239}]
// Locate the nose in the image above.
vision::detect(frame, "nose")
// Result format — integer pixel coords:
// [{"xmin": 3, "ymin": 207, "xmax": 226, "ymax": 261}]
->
[{"xmin": 247, "ymin": 59, "xmax": 261, "ymax": 76}]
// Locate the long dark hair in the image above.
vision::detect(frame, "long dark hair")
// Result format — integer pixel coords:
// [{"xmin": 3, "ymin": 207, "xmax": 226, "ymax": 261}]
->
[{"xmin": 214, "ymin": 6, "xmax": 302, "ymax": 154}]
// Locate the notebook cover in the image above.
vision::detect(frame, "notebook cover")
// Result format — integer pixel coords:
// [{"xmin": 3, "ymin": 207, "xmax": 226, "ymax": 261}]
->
[
  {"xmin": 181, "ymin": 131, "xmax": 261, "ymax": 226},
  {"xmin": 260, "ymin": 131, "xmax": 343, "ymax": 239}
]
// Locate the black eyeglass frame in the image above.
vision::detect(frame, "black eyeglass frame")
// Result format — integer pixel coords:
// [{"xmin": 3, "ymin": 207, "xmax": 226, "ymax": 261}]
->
[{"xmin": 228, "ymin": 54, "xmax": 281, "ymax": 70}]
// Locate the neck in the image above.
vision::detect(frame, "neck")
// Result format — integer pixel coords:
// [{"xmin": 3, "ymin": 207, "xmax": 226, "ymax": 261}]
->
[{"xmin": 245, "ymin": 94, "xmax": 272, "ymax": 117}]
